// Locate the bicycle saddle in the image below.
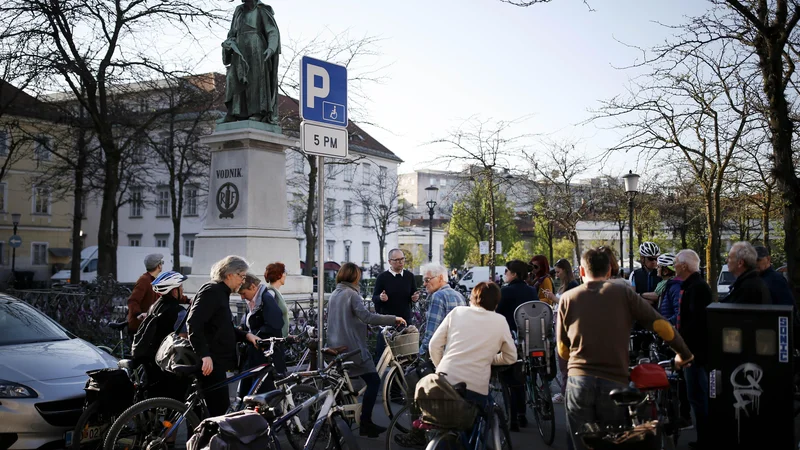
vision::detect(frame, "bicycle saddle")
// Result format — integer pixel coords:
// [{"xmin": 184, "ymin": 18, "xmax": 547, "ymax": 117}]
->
[
  {"xmin": 243, "ymin": 390, "xmax": 285, "ymax": 407},
  {"xmin": 108, "ymin": 320, "xmax": 129, "ymax": 331},
  {"xmin": 609, "ymin": 386, "xmax": 645, "ymax": 406}
]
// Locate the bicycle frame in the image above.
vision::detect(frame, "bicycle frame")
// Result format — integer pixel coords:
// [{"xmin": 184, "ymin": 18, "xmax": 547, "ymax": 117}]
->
[{"xmin": 267, "ymin": 389, "xmax": 339, "ymax": 450}]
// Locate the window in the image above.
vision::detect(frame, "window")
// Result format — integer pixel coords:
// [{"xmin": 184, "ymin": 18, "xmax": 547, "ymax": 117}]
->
[
  {"xmin": 155, "ymin": 234, "xmax": 169, "ymax": 248},
  {"xmin": 430, "ymin": 178, "xmax": 437, "ymax": 186},
  {"xmin": 325, "ymin": 199, "xmax": 335, "ymax": 224},
  {"xmin": 344, "ymin": 244, "xmax": 351, "ymax": 262},
  {"xmin": 128, "ymin": 235, "xmax": 142, "ymax": 247},
  {"xmin": 34, "ymin": 135, "xmax": 52, "ymax": 161},
  {"xmin": 326, "ymin": 240, "xmax": 335, "ymax": 260},
  {"xmin": 32, "ymin": 243, "xmax": 47, "ymax": 266},
  {"xmin": 0, "ymin": 242, "xmax": 5, "ymax": 265},
  {"xmin": 327, "ymin": 164, "xmax": 336, "ymax": 180},
  {"xmin": 0, "ymin": 130, "xmax": 9, "ymax": 156},
  {"xmin": 184, "ymin": 234, "xmax": 196, "ymax": 257},
  {"xmin": 33, "ymin": 186, "xmax": 50, "ymax": 214},
  {"xmin": 130, "ymin": 189, "xmax": 143, "ymax": 218},
  {"xmin": 362, "ymin": 242, "xmax": 370, "ymax": 265},
  {"xmin": 343, "ymin": 201, "xmax": 352, "ymax": 226},
  {"xmin": 440, "ymin": 178, "xmax": 446, "ymax": 187},
  {"xmin": 0, "ymin": 183, "xmax": 6, "ymax": 212},
  {"xmin": 157, "ymin": 188, "xmax": 170, "ymax": 217},
  {"xmin": 379, "ymin": 166, "xmax": 387, "ymax": 186},
  {"xmin": 362, "ymin": 163, "xmax": 371, "ymax": 185},
  {"xmin": 344, "ymin": 164, "xmax": 355, "ymax": 182},
  {"xmin": 362, "ymin": 202, "xmax": 370, "ymax": 227},
  {"xmin": 185, "ymin": 186, "xmax": 198, "ymax": 216},
  {"xmin": 294, "ymin": 154, "xmax": 304, "ymax": 173}
]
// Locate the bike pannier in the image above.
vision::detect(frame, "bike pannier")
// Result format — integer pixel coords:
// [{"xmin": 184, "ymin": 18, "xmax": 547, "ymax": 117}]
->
[
  {"xmin": 83, "ymin": 368, "xmax": 135, "ymax": 415},
  {"xmin": 186, "ymin": 410, "xmax": 271, "ymax": 450},
  {"xmin": 414, "ymin": 373, "xmax": 477, "ymax": 431}
]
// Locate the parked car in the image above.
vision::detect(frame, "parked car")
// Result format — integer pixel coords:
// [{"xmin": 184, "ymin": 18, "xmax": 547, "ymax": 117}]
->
[
  {"xmin": 51, "ymin": 245, "xmax": 193, "ymax": 286},
  {"xmin": 717, "ymin": 264, "xmax": 735, "ymax": 299},
  {"xmin": 0, "ymin": 294, "xmax": 117, "ymax": 450},
  {"xmin": 457, "ymin": 265, "xmax": 507, "ymax": 292}
]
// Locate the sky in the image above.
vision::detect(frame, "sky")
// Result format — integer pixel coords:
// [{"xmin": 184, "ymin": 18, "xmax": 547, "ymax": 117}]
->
[{"xmin": 186, "ymin": 0, "xmax": 712, "ymax": 177}]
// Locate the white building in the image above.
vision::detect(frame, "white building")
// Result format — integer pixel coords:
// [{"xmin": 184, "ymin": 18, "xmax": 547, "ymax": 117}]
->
[{"xmin": 399, "ymin": 169, "xmax": 467, "ymax": 219}]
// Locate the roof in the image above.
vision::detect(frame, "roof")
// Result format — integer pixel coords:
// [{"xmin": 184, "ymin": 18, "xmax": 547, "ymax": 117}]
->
[{"xmin": 0, "ymin": 80, "xmax": 64, "ymax": 122}]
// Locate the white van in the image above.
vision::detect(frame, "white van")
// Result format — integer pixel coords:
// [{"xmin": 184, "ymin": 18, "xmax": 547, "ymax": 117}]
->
[
  {"xmin": 457, "ymin": 266, "xmax": 507, "ymax": 292},
  {"xmin": 717, "ymin": 264, "xmax": 735, "ymax": 299},
  {"xmin": 51, "ymin": 246, "xmax": 193, "ymax": 285}
]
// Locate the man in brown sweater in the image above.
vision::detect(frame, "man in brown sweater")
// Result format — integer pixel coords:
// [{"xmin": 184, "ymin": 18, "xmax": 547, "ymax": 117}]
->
[
  {"xmin": 557, "ymin": 247, "xmax": 693, "ymax": 450},
  {"xmin": 126, "ymin": 253, "xmax": 164, "ymax": 332}
]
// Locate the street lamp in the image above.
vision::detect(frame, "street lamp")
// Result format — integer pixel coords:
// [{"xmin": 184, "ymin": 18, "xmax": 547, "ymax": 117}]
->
[
  {"xmin": 424, "ymin": 185, "xmax": 439, "ymax": 262},
  {"xmin": 622, "ymin": 170, "xmax": 640, "ymax": 275},
  {"xmin": 11, "ymin": 213, "xmax": 20, "ymax": 274}
]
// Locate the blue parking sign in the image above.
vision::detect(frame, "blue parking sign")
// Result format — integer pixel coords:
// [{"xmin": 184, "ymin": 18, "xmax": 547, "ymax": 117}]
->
[{"xmin": 300, "ymin": 56, "xmax": 347, "ymax": 127}]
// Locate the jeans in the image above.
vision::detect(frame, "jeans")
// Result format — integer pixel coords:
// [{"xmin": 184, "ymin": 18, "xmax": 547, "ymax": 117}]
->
[
  {"xmin": 683, "ymin": 364, "xmax": 709, "ymax": 444},
  {"xmin": 360, "ymin": 372, "xmax": 381, "ymax": 424},
  {"xmin": 565, "ymin": 376, "xmax": 627, "ymax": 450},
  {"xmin": 499, "ymin": 363, "xmax": 526, "ymax": 423}
]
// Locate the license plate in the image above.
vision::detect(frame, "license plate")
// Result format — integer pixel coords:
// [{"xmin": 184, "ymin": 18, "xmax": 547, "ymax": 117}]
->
[{"xmin": 65, "ymin": 425, "xmax": 104, "ymax": 447}]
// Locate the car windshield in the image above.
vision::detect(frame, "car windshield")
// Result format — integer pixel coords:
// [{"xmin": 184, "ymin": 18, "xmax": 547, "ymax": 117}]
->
[
  {"xmin": 0, "ymin": 300, "xmax": 70, "ymax": 345},
  {"xmin": 718, "ymin": 271, "xmax": 736, "ymax": 286}
]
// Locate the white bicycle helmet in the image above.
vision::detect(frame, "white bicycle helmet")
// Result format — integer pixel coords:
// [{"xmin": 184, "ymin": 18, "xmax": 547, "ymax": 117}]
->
[
  {"xmin": 152, "ymin": 271, "xmax": 188, "ymax": 295},
  {"xmin": 639, "ymin": 241, "xmax": 660, "ymax": 258},
  {"xmin": 657, "ymin": 253, "xmax": 675, "ymax": 269}
]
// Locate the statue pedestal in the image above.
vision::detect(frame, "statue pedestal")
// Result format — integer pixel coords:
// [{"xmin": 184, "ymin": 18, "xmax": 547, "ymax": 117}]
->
[{"xmin": 185, "ymin": 121, "xmax": 313, "ymax": 298}]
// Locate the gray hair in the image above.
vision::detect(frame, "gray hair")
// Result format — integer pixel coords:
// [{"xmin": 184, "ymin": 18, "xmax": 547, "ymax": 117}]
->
[
  {"xmin": 420, "ymin": 262, "xmax": 447, "ymax": 281},
  {"xmin": 675, "ymin": 249, "xmax": 700, "ymax": 273},
  {"xmin": 238, "ymin": 273, "xmax": 261, "ymax": 292},
  {"xmin": 210, "ymin": 255, "xmax": 250, "ymax": 282},
  {"xmin": 730, "ymin": 242, "xmax": 758, "ymax": 271},
  {"xmin": 388, "ymin": 248, "xmax": 403, "ymax": 259}
]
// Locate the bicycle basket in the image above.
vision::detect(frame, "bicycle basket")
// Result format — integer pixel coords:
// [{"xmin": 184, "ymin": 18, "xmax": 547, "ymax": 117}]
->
[
  {"xmin": 579, "ymin": 421, "xmax": 659, "ymax": 450},
  {"xmin": 388, "ymin": 331, "xmax": 419, "ymax": 357},
  {"xmin": 414, "ymin": 373, "xmax": 477, "ymax": 431},
  {"xmin": 630, "ymin": 363, "xmax": 669, "ymax": 390},
  {"xmin": 84, "ymin": 368, "xmax": 135, "ymax": 415}
]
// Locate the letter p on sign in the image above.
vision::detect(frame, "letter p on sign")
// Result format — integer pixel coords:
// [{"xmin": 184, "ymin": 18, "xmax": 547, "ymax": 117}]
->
[{"xmin": 305, "ymin": 64, "xmax": 330, "ymax": 109}]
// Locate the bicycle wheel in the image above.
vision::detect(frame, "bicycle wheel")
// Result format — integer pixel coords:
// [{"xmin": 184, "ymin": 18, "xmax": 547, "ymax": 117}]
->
[
  {"xmin": 533, "ymin": 371, "xmax": 555, "ymax": 445},
  {"xmin": 489, "ymin": 378, "xmax": 510, "ymax": 424},
  {"xmin": 103, "ymin": 397, "xmax": 200, "ymax": 450},
  {"xmin": 276, "ymin": 384, "xmax": 321, "ymax": 450},
  {"xmin": 385, "ymin": 404, "xmax": 414, "ymax": 450},
  {"xmin": 383, "ymin": 366, "xmax": 410, "ymax": 421},
  {"xmin": 71, "ymin": 402, "xmax": 112, "ymax": 450},
  {"xmin": 490, "ymin": 405, "xmax": 512, "ymax": 450},
  {"xmin": 425, "ymin": 431, "xmax": 464, "ymax": 450}
]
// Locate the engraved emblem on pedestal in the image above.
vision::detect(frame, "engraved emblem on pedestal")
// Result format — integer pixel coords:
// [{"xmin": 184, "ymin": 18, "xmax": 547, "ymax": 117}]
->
[{"xmin": 217, "ymin": 182, "xmax": 240, "ymax": 219}]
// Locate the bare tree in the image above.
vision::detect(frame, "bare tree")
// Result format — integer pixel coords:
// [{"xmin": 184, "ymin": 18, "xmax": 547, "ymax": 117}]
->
[
  {"xmin": 595, "ymin": 40, "xmax": 756, "ymax": 293},
  {"xmin": 350, "ymin": 170, "xmax": 408, "ymax": 270},
  {"xmin": 0, "ymin": 0, "xmax": 226, "ymax": 280}
]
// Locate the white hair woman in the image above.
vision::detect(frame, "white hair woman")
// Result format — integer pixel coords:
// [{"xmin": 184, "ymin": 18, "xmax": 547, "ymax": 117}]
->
[{"xmin": 187, "ymin": 255, "xmax": 260, "ymax": 416}]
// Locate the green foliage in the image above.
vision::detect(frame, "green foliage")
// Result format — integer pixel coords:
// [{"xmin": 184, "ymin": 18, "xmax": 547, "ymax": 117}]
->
[
  {"xmin": 506, "ymin": 240, "xmax": 530, "ymax": 262},
  {"xmin": 443, "ymin": 223, "xmax": 471, "ymax": 268}
]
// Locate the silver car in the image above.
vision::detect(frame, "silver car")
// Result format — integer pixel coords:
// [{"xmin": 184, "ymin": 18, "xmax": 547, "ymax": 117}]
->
[{"xmin": 0, "ymin": 294, "xmax": 117, "ymax": 450}]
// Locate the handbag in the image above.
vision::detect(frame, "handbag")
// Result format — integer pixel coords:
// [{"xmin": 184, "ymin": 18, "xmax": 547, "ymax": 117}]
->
[
  {"xmin": 155, "ymin": 308, "xmax": 199, "ymax": 374},
  {"xmin": 414, "ymin": 373, "xmax": 478, "ymax": 431}
]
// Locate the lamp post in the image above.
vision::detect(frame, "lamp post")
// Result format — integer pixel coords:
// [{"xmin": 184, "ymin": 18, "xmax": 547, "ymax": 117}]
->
[
  {"xmin": 344, "ymin": 239, "xmax": 351, "ymax": 263},
  {"xmin": 424, "ymin": 185, "xmax": 439, "ymax": 262},
  {"xmin": 10, "ymin": 213, "xmax": 21, "ymax": 274},
  {"xmin": 622, "ymin": 171, "xmax": 640, "ymax": 275}
]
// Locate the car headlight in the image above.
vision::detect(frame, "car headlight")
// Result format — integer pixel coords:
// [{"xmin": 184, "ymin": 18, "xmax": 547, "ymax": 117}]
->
[{"xmin": 0, "ymin": 380, "xmax": 38, "ymax": 398}]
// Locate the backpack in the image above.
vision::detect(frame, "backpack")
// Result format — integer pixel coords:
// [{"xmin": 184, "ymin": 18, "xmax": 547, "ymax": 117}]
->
[
  {"xmin": 414, "ymin": 373, "xmax": 478, "ymax": 431},
  {"xmin": 131, "ymin": 299, "xmax": 169, "ymax": 360},
  {"xmin": 186, "ymin": 410, "xmax": 271, "ymax": 450}
]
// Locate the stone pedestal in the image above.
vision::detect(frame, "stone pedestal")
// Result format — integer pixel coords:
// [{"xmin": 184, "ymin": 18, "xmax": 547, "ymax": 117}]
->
[{"xmin": 185, "ymin": 121, "xmax": 313, "ymax": 297}]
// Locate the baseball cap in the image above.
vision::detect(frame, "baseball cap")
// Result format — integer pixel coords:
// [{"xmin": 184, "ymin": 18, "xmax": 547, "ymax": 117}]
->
[
  {"xmin": 145, "ymin": 253, "xmax": 165, "ymax": 271},
  {"xmin": 754, "ymin": 246, "xmax": 770, "ymax": 260}
]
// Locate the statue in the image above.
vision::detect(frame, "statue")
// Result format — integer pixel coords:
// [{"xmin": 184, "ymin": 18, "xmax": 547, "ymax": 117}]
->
[{"xmin": 222, "ymin": 0, "xmax": 281, "ymax": 124}]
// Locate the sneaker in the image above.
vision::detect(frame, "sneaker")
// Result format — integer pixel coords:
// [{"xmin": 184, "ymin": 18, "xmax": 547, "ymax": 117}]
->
[
  {"xmin": 552, "ymin": 393, "xmax": 565, "ymax": 404},
  {"xmin": 359, "ymin": 420, "xmax": 387, "ymax": 438},
  {"xmin": 394, "ymin": 430, "xmax": 427, "ymax": 449}
]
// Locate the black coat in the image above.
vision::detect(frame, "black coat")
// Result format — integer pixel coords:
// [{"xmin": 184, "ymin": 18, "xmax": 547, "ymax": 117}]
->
[
  {"xmin": 497, "ymin": 279, "xmax": 538, "ymax": 333},
  {"xmin": 187, "ymin": 281, "xmax": 249, "ymax": 371},
  {"xmin": 725, "ymin": 269, "xmax": 772, "ymax": 305},
  {"xmin": 679, "ymin": 272, "xmax": 712, "ymax": 365}
]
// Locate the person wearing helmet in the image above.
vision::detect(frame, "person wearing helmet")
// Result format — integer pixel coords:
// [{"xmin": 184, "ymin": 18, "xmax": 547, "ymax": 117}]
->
[
  {"xmin": 629, "ymin": 242, "xmax": 662, "ymax": 298},
  {"xmin": 138, "ymin": 271, "xmax": 191, "ymax": 399},
  {"xmin": 654, "ymin": 254, "xmax": 681, "ymax": 325}
]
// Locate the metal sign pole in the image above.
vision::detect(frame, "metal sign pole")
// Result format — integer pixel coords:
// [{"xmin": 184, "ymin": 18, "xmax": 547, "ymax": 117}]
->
[{"xmin": 317, "ymin": 155, "xmax": 325, "ymax": 367}]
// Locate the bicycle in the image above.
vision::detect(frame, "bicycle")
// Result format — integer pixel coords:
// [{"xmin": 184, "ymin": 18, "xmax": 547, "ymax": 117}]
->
[
  {"xmin": 102, "ymin": 338, "xmax": 317, "ymax": 450},
  {"xmin": 513, "ymin": 300, "xmax": 555, "ymax": 445},
  {"xmin": 95, "ymin": 320, "xmax": 130, "ymax": 359}
]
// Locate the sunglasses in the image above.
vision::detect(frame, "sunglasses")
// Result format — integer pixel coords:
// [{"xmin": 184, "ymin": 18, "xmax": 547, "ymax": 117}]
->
[
  {"xmin": 390, "ymin": 258, "xmax": 406, "ymax": 262},
  {"xmin": 532, "ymin": 265, "xmax": 540, "ymax": 270},
  {"xmin": 646, "ymin": 257, "xmax": 658, "ymax": 262}
]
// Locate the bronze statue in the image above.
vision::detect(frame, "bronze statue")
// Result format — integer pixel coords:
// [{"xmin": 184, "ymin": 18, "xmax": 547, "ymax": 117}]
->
[{"xmin": 222, "ymin": 0, "xmax": 281, "ymax": 124}]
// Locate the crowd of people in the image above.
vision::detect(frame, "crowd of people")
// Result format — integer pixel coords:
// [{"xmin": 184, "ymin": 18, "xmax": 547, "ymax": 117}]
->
[{"xmin": 120, "ymin": 238, "xmax": 795, "ymax": 450}]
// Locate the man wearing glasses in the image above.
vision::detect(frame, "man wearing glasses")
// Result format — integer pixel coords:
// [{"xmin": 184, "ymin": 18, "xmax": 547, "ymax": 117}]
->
[
  {"xmin": 629, "ymin": 241, "xmax": 662, "ymax": 297},
  {"xmin": 371, "ymin": 249, "xmax": 420, "ymax": 362}
]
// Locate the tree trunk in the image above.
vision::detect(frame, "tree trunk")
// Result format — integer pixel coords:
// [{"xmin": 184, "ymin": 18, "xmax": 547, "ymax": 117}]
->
[
  {"xmin": 303, "ymin": 156, "xmax": 317, "ymax": 276},
  {"xmin": 70, "ymin": 131, "xmax": 87, "ymax": 284},
  {"xmin": 763, "ymin": 189, "xmax": 771, "ymax": 252},
  {"xmin": 97, "ymin": 152, "xmax": 120, "ymax": 279},
  {"xmin": 488, "ymin": 172, "xmax": 496, "ymax": 282},
  {"xmin": 569, "ymin": 229, "xmax": 581, "ymax": 266},
  {"xmin": 379, "ymin": 235, "xmax": 386, "ymax": 271},
  {"xmin": 548, "ymin": 222, "xmax": 554, "ymax": 266}
]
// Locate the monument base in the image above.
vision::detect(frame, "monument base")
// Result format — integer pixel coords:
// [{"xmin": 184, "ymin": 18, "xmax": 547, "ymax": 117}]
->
[{"xmin": 184, "ymin": 125, "xmax": 312, "ymax": 298}]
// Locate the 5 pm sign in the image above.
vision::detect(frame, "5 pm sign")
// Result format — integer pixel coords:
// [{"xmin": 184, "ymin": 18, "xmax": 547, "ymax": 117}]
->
[{"xmin": 301, "ymin": 122, "xmax": 348, "ymax": 158}]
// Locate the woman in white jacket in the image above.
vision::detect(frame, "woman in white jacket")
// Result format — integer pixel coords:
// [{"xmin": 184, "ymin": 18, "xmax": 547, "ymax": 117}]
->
[{"xmin": 429, "ymin": 281, "xmax": 517, "ymax": 405}]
